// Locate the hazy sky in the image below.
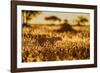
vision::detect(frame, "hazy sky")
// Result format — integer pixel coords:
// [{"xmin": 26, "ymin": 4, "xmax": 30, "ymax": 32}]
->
[{"xmin": 28, "ymin": 11, "xmax": 90, "ymax": 25}]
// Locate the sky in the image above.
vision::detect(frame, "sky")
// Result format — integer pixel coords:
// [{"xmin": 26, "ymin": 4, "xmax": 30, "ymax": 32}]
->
[{"xmin": 28, "ymin": 11, "xmax": 90, "ymax": 25}]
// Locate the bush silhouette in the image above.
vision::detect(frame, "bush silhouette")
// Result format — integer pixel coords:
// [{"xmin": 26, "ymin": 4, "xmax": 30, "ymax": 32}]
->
[
  {"xmin": 57, "ymin": 23, "xmax": 75, "ymax": 32},
  {"xmin": 55, "ymin": 19, "xmax": 75, "ymax": 32}
]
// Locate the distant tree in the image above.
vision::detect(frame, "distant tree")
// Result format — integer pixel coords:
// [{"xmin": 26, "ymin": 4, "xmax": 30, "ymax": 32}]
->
[
  {"xmin": 45, "ymin": 16, "xmax": 61, "ymax": 25},
  {"xmin": 22, "ymin": 10, "xmax": 41, "ymax": 27},
  {"xmin": 57, "ymin": 19, "xmax": 74, "ymax": 32},
  {"xmin": 64, "ymin": 19, "xmax": 68, "ymax": 24},
  {"xmin": 76, "ymin": 16, "xmax": 88, "ymax": 26}
]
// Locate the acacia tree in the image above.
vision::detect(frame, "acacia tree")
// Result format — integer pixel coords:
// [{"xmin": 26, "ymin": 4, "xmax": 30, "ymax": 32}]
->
[
  {"xmin": 22, "ymin": 10, "xmax": 41, "ymax": 27},
  {"xmin": 45, "ymin": 16, "xmax": 61, "ymax": 25},
  {"xmin": 76, "ymin": 16, "xmax": 88, "ymax": 26}
]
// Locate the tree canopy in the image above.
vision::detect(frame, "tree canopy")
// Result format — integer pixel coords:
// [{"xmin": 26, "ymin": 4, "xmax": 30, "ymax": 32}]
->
[
  {"xmin": 22, "ymin": 10, "xmax": 41, "ymax": 27},
  {"xmin": 45, "ymin": 16, "xmax": 61, "ymax": 21},
  {"xmin": 76, "ymin": 16, "xmax": 88, "ymax": 26}
]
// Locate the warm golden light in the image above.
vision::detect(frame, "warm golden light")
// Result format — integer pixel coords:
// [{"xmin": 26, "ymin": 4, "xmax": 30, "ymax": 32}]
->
[
  {"xmin": 22, "ymin": 10, "xmax": 90, "ymax": 62},
  {"xmin": 28, "ymin": 11, "xmax": 90, "ymax": 25}
]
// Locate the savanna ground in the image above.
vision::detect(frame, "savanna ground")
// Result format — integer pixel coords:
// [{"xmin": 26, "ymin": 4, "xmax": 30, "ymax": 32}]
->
[{"xmin": 22, "ymin": 24, "xmax": 90, "ymax": 62}]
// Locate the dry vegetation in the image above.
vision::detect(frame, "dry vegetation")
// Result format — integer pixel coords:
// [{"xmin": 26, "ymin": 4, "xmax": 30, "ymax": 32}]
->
[{"xmin": 22, "ymin": 24, "xmax": 90, "ymax": 62}]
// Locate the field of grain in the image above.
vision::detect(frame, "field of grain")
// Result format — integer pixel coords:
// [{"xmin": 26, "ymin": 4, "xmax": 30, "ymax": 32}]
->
[{"xmin": 22, "ymin": 24, "xmax": 90, "ymax": 62}]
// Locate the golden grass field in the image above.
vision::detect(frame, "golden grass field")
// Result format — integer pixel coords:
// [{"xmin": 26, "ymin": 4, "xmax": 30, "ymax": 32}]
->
[{"xmin": 22, "ymin": 24, "xmax": 90, "ymax": 62}]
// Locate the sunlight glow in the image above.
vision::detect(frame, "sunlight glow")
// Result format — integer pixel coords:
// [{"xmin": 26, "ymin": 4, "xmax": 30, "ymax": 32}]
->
[{"xmin": 28, "ymin": 11, "xmax": 90, "ymax": 25}]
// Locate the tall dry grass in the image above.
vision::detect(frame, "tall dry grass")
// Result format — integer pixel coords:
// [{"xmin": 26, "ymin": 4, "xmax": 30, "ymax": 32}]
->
[{"xmin": 22, "ymin": 24, "xmax": 90, "ymax": 62}]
